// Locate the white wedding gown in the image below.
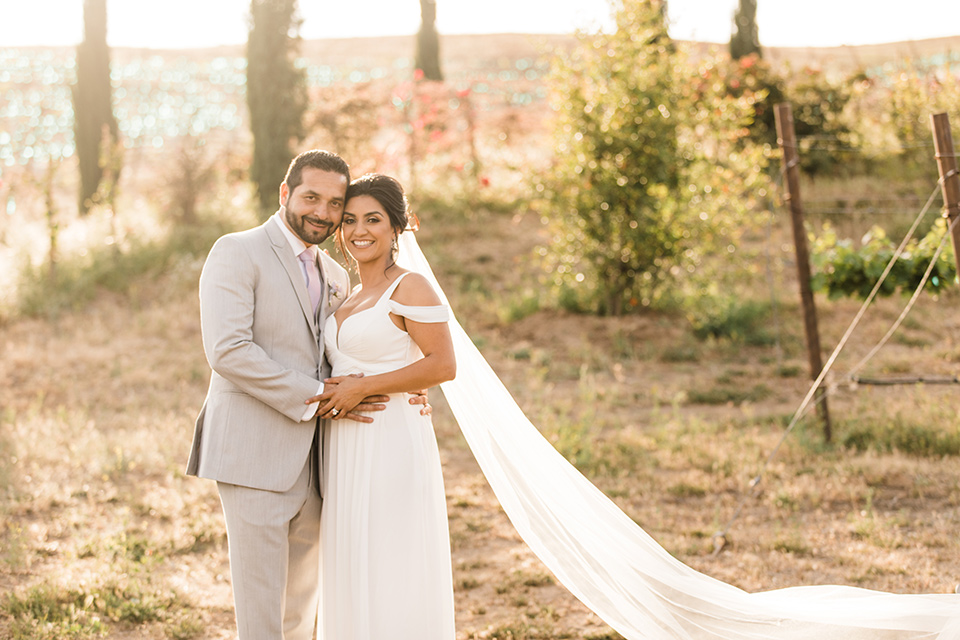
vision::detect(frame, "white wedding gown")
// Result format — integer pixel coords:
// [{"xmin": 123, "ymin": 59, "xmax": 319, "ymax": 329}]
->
[
  {"xmin": 320, "ymin": 272, "xmax": 456, "ymax": 640},
  {"xmin": 390, "ymin": 232, "xmax": 960, "ymax": 640}
]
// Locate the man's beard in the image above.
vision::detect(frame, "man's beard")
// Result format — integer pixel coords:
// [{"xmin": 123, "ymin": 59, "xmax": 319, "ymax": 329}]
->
[{"xmin": 285, "ymin": 204, "xmax": 335, "ymax": 245}]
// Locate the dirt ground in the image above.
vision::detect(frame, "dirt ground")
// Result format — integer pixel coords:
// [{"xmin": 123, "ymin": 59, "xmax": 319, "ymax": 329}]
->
[{"xmin": 1, "ymin": 212, "xmax": 959, "ymax": 639}]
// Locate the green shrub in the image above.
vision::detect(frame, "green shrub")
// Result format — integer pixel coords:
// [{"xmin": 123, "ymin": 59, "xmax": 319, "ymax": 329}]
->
[
  {"xmin": 12, "ymin": 220, "xmax": 230, "ymax": 319},
  {"xmin": 841, "ymin": 415, "xmax": 960, "ymax": 457},
  {"xmin": 688, "ymin": 296, "xmax": 775, "ymax": 345},
  {"xmin": 811, "ymin": 221, "xmax": 957, "ymax": 299}
]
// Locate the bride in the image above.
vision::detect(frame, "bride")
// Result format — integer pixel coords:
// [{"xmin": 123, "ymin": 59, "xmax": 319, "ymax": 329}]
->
[
  {"xmin": 310, "ymin": 173, "xmax": 457, "ymax": 639},
  {"xmin": 314, "ymin": 173, "xmax": 959, "ymax": 639}
]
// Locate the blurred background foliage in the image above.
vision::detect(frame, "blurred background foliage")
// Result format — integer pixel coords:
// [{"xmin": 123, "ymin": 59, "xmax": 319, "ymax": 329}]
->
[{"xmin": 1, "ymin": 0, "xmax": 959, "ymax": 327}]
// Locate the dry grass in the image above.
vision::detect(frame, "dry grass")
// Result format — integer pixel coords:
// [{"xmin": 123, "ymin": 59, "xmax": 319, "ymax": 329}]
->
[{"xmin": 1, "ymin": 201, "xmax": 958, "ymax": 639}]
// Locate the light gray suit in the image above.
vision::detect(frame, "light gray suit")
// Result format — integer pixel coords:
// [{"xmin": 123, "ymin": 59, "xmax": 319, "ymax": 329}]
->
[{"xmin": 187, "ymin": 215, "xmax": 349, "ymax": 639}]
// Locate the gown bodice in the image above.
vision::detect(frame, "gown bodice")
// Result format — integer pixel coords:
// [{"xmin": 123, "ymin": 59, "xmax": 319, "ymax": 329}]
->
[{"xmin": 324, "ymin": 272, "xmax": 449, "ymax": 377}]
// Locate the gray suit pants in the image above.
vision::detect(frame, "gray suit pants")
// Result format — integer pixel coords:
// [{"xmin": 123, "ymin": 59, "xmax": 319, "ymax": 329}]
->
[{"xmin": 217, "ymin": 438, "xmax": 321, "ymax": 640}]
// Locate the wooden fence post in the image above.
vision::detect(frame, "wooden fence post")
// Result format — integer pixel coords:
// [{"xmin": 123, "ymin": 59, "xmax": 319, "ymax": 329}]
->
[
  {"xmin": 930, "ymin": 113, "xmax": 960, "ymax": 285},
  {"xmin": 774, "ymin": 102, "xmax": 832, "ymax": 441}
]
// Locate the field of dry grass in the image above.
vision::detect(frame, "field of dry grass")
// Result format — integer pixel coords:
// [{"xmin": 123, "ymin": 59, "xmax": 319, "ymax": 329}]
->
[{"xmin": 1, "ymin": 197, "xmax": 958, "ymax": 638}]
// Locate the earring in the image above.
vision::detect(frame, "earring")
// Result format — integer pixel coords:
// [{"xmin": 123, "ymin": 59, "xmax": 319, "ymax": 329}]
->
[{"xmin": 391, "ymin": 236, "xmax": 398, "ymax": 252}]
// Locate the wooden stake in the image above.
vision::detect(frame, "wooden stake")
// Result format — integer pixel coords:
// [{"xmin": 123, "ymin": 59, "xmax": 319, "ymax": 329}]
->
[
  {"xmin": 930, "ymin": 112, "xmax": 960, "ymax": 285},
  {"xmin": 774, "ymin": 103, "xmax": 832, "ymax": 441}
]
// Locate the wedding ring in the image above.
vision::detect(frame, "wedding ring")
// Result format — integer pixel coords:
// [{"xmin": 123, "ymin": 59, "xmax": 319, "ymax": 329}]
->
[{"xmin": 331, "ymin": 408, "xmax": 340, "ymax": 417}]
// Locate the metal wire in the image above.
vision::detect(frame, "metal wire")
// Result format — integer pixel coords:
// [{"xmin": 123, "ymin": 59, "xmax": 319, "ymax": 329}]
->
[{"xmin": 711, "ymin": 172, "xmax": 956, "ymax": 553}]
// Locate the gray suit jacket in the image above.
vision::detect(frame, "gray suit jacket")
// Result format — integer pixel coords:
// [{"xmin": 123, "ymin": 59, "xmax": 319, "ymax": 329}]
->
[{"xmin": 186, "ymin": 217, "xmax": 350, "ymax": 492}]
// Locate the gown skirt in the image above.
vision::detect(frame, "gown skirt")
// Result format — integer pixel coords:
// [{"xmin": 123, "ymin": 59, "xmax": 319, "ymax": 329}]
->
[{"xmin": 320, "ymin": 274, "xmax": 455, "ymax": 640}]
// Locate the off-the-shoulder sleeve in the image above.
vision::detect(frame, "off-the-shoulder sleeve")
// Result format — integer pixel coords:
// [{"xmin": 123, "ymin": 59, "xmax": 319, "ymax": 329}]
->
[{"xmin": 387, "ymin": 300, "xmax": 450, "ymax": 323}]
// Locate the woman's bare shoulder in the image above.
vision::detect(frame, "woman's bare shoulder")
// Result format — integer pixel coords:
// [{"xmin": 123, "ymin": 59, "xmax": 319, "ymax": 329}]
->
[{"xmin": 391, "ymin": 271, "xmax": 442, "ymax": 307}]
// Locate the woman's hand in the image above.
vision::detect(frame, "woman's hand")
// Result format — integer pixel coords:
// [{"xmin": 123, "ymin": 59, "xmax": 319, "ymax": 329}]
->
[{"xmin": 305, "ymin": 374, "xmax": 388, "ymax": 423}]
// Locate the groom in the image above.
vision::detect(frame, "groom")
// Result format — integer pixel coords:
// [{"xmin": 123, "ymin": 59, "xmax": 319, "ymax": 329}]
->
[{"xmin": 187, "ymin": 149, "xmax": 401, "ymax": 639}]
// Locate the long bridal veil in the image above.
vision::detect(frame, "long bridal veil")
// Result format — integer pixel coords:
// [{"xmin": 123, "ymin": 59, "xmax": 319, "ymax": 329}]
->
[{"xmin": 396, "ymin": 231, "xmax": 959, "ymax": 639}]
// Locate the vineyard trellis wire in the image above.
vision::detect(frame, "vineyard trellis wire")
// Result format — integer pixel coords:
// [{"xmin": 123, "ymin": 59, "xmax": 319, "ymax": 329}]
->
[{"xmin": 711, "ymin": 162, "xmax": 959, "ymax": 553}]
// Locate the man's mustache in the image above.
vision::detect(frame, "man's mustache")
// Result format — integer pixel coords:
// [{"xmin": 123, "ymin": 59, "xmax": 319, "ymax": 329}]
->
[{"xmin": 304, "ymin": 217, "xmax": 333, "ymax": 229}]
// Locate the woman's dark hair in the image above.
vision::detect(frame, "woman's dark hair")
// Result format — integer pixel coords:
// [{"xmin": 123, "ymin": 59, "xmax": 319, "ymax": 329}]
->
[{"xmin": 338, "ymin": 174, "xmax": 418, "ymax": 268}]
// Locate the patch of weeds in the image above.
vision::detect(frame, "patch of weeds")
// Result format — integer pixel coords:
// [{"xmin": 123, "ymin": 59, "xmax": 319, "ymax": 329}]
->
[
  {"xmin": 841, "ymin": 414, "xmax": 960, "ymax": 457},
  {"xmin": 165, "ymin": 610, "xmax": 205, "ymax": 640},
  {"xmin": 1, "ymin": 521, "xmax": 29, "ymax": 570},
  {"xmin": 776, "ymin": 364, "xmax": 803, "ymax": 378},
  {"xmin": 850, "ymin": 562, "xmax": 907, "ymax": 585},
  {"xmin": 485, "ymin": 621, "xmax": 555, "ymax": 639},
  {"xmin": 498, "ymin": 291, "xmax": 542, "ymax": 324},
  {"xmin": 549, "ymin": 419, "xmax": 596, "ymax": 471},
  {"xmin": 3, "ymin": 583, "xmax": 106, "ymax": 639},
  {"xmin": 0, "ymin": 425, "xmax": 15, "ymax": 491},
  {"xmin": 452, "ymin": 497, "xmax": 476, "ymax": 509},
  {"xmin": 104, "ymin": 530, "xmax": 163, "ymax": 566},
  {"xmin": 458, "ymin": 577, "xmax": 480, "ymax": 591},
  {"xmin": 848, "ymin": 488, "xmax": 896, "ymax": 548},
  {"xmin": 714, "ymin": 368, "xmax": 748, "ymax": 384},
  {"xmin": 773, "ymin": 490, "xmax": 801, "ymax": 512},
  {"xmin": 687, "ymin": 384, "xmax": 772, "ymax": 406},
  {"xmin": 495, "ymin": 580, "xmax": 513, "ymax": 595},
  {"xmin": 660, "ymin": 343, "xmax": 700, "ymax": 363},
  {"xmin": 521, "ymin": 572, "xmax": 555, "ymax": 588},
  {"xmin": 99, "ymin": 446, "xmax": 136, "ymax": 481},
  {"xmin": 892, "ymin": 332, "xmax": 931, "ymax": 347},
  {"xmin": 612, "ymin": 329, "xmax": 638, "ymax": 360},
  {"xmin": 772, "ymin": 531, "xmax": 810, "ymax": 555},
  {"xmin": 448, "ymin": 529, "xmax": 468, "ymax": 550},
  {"xmin": 465, "ymin": 518, "xmax": 491, "ymax": 534},
  {"xmin": 493, "ymin": 569, "xmax": 557, "ymax": 600},
  {"xmin": 667, "ymin": 482, "xmax": 707, "ymax": 499},
  {"xmin": 174, "ymin": 524, "xmax": 224, "ymax": 555},
  {"xmin": 689, "ymin": 297, "xmax": 775, "ymax": 346},
  {"xmin": 3, "ymin": 577, "xmax": 200, "ymax": 639}
]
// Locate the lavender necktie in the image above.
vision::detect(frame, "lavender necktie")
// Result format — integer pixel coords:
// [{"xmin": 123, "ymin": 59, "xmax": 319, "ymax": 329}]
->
[{"xmin": 298, "ymin": 248, "xmax": 323, "ymax": 314}]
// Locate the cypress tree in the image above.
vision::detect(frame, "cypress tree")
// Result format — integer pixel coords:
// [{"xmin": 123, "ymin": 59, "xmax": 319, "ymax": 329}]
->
[
  {"xmin": 247, "ymin": 0, "xmax": 307, "ymax": 218},
  {"xmin": 415, "ymin": 0, "xmax": 443, "ymax": 81},
  {"xmin": 730, "ymin": 0, "xmax": 762, "ymax": 60},
  {"xmin": 72, "ymin": 0, "xmax": 119, "ymax": 215}
]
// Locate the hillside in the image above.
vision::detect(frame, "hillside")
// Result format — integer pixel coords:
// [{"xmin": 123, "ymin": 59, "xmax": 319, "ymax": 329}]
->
[{"xmin": 106, "ymin": 32, "xmax": 960, "ymax": 76}]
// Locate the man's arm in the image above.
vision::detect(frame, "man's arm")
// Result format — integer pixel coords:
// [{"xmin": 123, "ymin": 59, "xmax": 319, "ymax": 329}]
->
[{"xmin": 199, "ymin": 235, "xmax": 320, "ymax": 422}]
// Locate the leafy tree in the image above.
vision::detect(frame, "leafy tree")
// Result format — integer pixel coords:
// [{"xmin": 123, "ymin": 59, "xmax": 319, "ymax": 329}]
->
[
  {"xmin": 788, "ymin": 68, "xmax": 859, "ymax": 177},
  {"xmin": 247, "ymin": 0, "xmax": 307, "ymax": 218},
  {"xmin": 886, "ymin": 68, "xmax": 960, "ymax": 181},
  {"xmin": 711, "ymin": 57, "xmax": 860, "ymax": 178},
  {"xmin": 730, "ymin": 0, "xmax": 761, "ymax": 60},
  {"xmin": 72, "ymin": 0, "xmax": 120, "ymax": 215},
  {"xmin": 540, "ymin": 0, "xmax": 768, "ymax": 315},
  {"xmin": 415, "ymin": 0, "xmax": 443, "ymax": 81}
]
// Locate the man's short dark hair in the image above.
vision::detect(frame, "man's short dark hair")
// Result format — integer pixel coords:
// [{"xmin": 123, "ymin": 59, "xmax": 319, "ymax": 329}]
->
[{"xmin": 283, "ymin": 150, "xmax": 350, "ymax": 195}]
